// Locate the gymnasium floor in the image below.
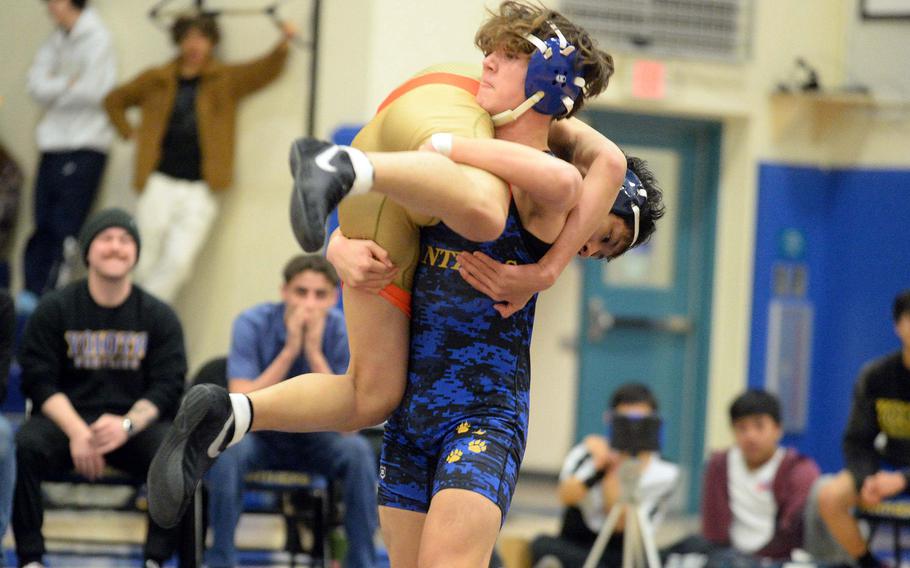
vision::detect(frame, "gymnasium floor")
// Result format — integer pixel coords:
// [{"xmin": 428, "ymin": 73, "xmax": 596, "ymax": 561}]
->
[
  {"xmin": 0, "ymin": 475, "xmax": 699, "ymax": 567},
  {"xmin": 3, "ymin": 477, "xmax": 908, "ymax": 567}
]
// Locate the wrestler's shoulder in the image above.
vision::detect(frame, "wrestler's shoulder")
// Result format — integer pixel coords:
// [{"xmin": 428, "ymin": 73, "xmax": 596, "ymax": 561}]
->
[{"xmin": 413, "ymin": 62, "xmax": 482, "ymax": 81}]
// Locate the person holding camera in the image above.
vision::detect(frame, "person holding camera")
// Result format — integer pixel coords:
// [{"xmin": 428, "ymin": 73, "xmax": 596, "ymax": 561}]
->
[{"xmin": 530, "ymin": 383, "xmax": 679, "ymax": 568}]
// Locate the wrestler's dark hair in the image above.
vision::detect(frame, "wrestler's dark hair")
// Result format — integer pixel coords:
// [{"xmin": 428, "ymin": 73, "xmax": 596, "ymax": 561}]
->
[
  {"xmin": 610, "ymin": 383, "xmax": 658, "ymax": 412},
  {"xmin": 283, "ymin": 254, "xmax": 339, "ymax": 287},
  {"xmin": 729, "ymin": 390, "xmax": 781, "ymax": 425},
  {"xmin": 171, "ymin": 12, "xmax": 221, "ymax": 46},
  {"xmin": 474, "ymin": 0, "xmax": 614, "ymax": 119},
  {"xmin": 43, "ymin": 0, "xmax": 88, "ymax": 9},
  {"xmin": 626, "ymin": 155, "xmax": 666, "ymax": 249},
  {"xmin": 894, "ymin": 289, "xmax": 910, "ymax": 323}
]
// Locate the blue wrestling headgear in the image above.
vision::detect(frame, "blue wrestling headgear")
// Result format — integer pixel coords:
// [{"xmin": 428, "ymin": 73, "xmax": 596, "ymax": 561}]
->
[
  {"xmin": 611, "ymin": 169, "xmax": 650, "ymax": 248},
  {"xmin": 491, "ymin": 22, "xmax": 586, "ymax": 126}
]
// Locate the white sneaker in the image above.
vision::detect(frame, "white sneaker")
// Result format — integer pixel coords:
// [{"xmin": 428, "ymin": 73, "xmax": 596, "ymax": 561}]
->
[
  {"xmin": 533, "ymin": 555, "xmax": 564, "ymax": 568},
  {"xmin": 22, "ymin": 562, "xmax": 46, "ymax": 568}
]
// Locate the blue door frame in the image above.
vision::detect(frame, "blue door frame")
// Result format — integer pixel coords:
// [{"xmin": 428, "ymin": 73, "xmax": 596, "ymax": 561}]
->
[{"xmin": 576, "ymin": 110, "xmax": 721, "ymax": 511}]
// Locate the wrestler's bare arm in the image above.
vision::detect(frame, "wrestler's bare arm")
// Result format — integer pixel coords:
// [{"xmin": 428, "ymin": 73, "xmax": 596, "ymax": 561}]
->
[
  {"xmin": 431, "ymin": 136, "xmax": 583, "ymax": 213},
  {"xmin": 330, "ymin": 119, "xmax": 625, "ymax": 308},
  {"xmin": 540, "ymin": 118, "xmax": 626, "ymax": 284},
  {"xmin": 451, "ymin": 119, "xmax": 625, "ymax": 316},
  {"xmin": 326, "ymin": 228, "xmax": 397, "ymax": 294}
]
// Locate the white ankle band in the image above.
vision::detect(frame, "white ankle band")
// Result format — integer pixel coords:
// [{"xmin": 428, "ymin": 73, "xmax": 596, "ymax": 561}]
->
[
  {"xmin": 228, "ymin": 393, "xmax": 251, "ymax": 448},
  {"xmin": 343, "ymin": 146, "xmax": 374, "ymax": 196},
  {"xmin": 429, "ymin": 133, "xmax": 454, "ymax": 157}
]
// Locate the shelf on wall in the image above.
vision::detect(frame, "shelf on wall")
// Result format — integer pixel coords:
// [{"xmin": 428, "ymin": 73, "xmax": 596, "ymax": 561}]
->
[{"xmin": 769, "ymin": 91, "xmax": 876, "ymax": 141}]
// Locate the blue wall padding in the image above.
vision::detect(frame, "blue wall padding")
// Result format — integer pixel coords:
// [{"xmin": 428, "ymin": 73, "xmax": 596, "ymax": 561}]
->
[{"xmin": 750, "ymin": 164, "xmax": 910, "ymax": 473}]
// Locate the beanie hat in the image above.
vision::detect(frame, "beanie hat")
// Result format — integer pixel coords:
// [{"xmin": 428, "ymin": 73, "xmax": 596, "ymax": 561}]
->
[{"xmin": 78, "ymin": 208, "xmax": 141, "ymax": 264}]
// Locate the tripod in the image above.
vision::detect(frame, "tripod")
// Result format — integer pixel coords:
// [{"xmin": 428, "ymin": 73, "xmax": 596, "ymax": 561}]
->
[{"xmin": 582, "ymin": 457, "xmax": 662, "ymax": 568}]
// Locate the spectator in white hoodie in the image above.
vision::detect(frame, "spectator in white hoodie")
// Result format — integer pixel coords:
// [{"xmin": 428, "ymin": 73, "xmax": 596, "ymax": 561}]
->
[{"xmin": 20, "ymin": 0, "xmax": 115, "ymax": 312}]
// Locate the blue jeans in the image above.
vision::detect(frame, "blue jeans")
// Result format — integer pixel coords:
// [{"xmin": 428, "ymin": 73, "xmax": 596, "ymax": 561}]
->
[
  {"xmin": 206, "ymin": 431, "xmax": 378, "ymax": 568},
  {"xmin": 0, "ymin": 414, "xmax": 16, "ymax": 554}
]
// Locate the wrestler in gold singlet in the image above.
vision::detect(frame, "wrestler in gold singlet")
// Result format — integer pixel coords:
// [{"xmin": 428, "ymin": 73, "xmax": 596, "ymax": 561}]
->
[{"xmin": 337, "ymin": 63, "xmax": 495, "ymax": 314}]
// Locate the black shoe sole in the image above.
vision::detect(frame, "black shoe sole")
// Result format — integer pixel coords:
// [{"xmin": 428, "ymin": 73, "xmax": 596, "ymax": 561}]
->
[
  {"xmin": 148, "ymin": 384, "xmax": 224, "ymax": 529},
  {"xmin": 289, "ymin": 138, "xmax": 330, "ymax": 252}
]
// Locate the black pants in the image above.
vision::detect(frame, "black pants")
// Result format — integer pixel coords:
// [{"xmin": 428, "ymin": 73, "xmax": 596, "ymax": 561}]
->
[
  {"xmin": 23, "ymin": 150, "xmax": 106, "ymax": 295},
  {"xmin": 530, "ymin": 506, "xmax": 623, "ymax": 567},
  {"xmin": 12, "ymin": 414, "xmax": 180, "ymax": 564},
  {"xmin": 531, "ymin": 533, "xmax": 623, "ymax": 567}
]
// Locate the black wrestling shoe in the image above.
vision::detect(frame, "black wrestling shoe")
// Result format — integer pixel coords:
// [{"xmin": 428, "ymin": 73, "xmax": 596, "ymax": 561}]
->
[
  {"xmin": 148, "ymin": 384, "xmax": 234, "ymax": 529},
  {"xmin": 289, "ymin": 137, "xmax": 357, "ymax": 252}
]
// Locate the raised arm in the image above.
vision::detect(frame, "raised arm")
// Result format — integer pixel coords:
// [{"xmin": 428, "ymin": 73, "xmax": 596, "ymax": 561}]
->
[
  {"xmin": 227, "ymin": 24, "xmax": 292, "ymax": 99},
  {"xmin": 537, "ymin": 118, "xmax": 626, "ymax": 283},
  {"xmin": 456, "ymin": 119, "xmax": 625, "ymax": 317}
]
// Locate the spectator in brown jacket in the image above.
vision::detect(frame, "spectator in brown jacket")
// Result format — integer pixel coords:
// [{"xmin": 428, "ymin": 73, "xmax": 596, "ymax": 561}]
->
[{"xmin": 104, "ymin": 13, "xmax": 294, "ymax": 301}]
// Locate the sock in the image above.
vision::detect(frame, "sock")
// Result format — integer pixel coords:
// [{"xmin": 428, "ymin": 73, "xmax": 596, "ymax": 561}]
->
[
  {"xmin": 341, "ymin": 146, "xmax": 374, "ymax": 195},
  {"xmin": 20, "ymin": 555, "xmax": 42, "ymax": 567},
  {"xmin": 857, "ymin": 551, "xmax": 880, "ymax": 568},
  {"xmin": 227, "ymin": 393, "xmax": 252, "ymax": 448}
]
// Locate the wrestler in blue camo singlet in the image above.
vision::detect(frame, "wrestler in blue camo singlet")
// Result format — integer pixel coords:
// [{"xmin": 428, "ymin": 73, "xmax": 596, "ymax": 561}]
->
[{"xmin": 377, "ymin": 200, "xmax": 550, "ymax": 517}]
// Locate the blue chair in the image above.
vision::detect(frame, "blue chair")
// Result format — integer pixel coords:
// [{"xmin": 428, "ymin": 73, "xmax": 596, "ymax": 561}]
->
[{"xmin": 857, "ymin": 499, "xmax": 910, "ymax": 565}]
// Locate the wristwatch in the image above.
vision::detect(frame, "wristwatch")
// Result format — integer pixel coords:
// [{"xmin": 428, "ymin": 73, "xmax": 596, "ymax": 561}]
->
[{"xmin": 122, "ymin": 417, "xmax": 135, "ymax": 436}]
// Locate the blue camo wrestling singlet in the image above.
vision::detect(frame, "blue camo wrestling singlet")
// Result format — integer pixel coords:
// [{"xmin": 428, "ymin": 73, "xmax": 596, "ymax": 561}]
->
[{"xmin": 378, "ymin": 201, "xmax": 550, "ymax": 518}]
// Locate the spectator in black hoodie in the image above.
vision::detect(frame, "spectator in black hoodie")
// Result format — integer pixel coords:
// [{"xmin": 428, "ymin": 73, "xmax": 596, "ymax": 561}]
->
[
  {"xmin": 817, "ymin": 289, "xmax": 910, "ymax": 568},
  {"xmin": 13, "ymin": 208, "xmax": 187, "ymax": 568}
]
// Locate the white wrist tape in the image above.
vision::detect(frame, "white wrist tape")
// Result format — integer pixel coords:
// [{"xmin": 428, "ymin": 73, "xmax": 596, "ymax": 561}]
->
[{"xmin": 430, "ymin": 132, "xmax": 454, "ymax": 157}]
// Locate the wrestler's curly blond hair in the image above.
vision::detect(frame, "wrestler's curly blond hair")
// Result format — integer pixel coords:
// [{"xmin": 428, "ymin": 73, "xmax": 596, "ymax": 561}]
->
[{"xmin": 474, "ymin": 1, "xmax": 614, "ymax": 119}]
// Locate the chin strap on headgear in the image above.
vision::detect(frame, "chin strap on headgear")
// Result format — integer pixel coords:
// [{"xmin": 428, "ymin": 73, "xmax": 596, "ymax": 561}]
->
[
  {"xmin": 611, "ymin": 168, "xmax": 650, "ymax": 249},
  {"xmin": 491, "ymin": 21, "xmax": 585, "ymax": 127}
]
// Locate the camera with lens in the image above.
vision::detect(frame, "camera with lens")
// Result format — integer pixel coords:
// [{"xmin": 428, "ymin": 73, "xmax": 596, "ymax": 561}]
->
[{"xmin": 610, "ymin": 414, "xmax": 661, "ymax": 455}]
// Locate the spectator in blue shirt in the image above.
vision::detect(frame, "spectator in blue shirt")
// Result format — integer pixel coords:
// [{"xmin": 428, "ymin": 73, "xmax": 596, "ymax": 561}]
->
[{"xmin": 205, "ymin": 254, "xmax": 378, "ymax": 568}]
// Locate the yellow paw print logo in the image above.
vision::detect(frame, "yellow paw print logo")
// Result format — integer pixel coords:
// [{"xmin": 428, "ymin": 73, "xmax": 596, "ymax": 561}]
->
[
  {"xmin": 456, "ymin": 422, "xmax": 471, "ymax": 434},
  {"xmin": 472, "ymin": 429, "xmax": 486, "ymax": 435},
  {"xmin": 446, "ymin": 449, "xmax": 463, "ymax": 463},
  {"xmin": 468, "ymin": 439, "xmax": 488, "ymax": 453}
]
